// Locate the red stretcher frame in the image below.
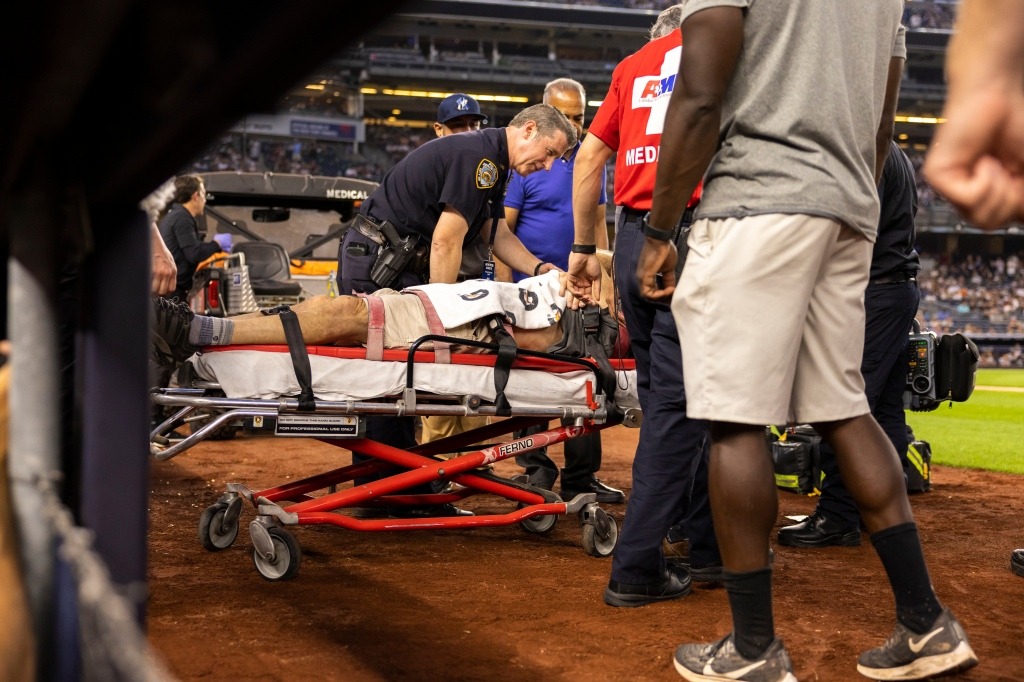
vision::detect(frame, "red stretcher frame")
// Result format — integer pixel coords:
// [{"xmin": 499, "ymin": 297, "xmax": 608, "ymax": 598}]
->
[{"xmin": 150, "ymin": 343, "xmax": 639, "ymax": 581}]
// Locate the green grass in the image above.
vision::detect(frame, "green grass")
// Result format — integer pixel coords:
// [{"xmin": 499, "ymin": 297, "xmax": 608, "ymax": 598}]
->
[{"xmin": 906, "ymin": 368, "xmax": 1024, "ymax": 474}]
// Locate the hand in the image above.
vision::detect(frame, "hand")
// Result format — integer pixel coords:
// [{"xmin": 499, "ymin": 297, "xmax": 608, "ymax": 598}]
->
[
  {"xmin": 635, "ymin": 237, "xmax": 677, "ymax": 301},
  {"xmin": 213, "ymin": 233, "xmax": 234, "ymax": 252},
  {"xmin": 924, "ymin": 87, "xmax": 1024, "ymax": 230},
  {"xmin": 150, "ymin": 223, "xmax": 177, "ymax": 296},
  {"xmin": 561, "ymin": 252, "xmax": 602, "ymax": 310}
]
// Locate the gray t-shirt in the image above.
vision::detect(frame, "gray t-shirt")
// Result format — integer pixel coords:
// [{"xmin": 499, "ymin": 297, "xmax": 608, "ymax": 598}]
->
[{"xmin": 681, "ymin": 0, "xmax": 905, "ymax": 239}]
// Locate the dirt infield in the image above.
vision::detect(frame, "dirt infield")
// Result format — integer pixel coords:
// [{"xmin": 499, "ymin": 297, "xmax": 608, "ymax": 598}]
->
[{"xmin": 147, "ymin": 425, "xmax": 1023, "ymax": 681}]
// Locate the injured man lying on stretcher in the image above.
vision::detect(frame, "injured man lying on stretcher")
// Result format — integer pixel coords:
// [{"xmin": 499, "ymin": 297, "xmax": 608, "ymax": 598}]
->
[{"xmin": 151, "ymin": 269, "xmax": 617, "ymax": 369}]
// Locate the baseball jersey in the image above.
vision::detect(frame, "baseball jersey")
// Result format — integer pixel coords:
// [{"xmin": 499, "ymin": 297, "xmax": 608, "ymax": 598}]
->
[
  {"xmin": 360, "ymin": 127, "xmax": 509, "ymax": 246},
  {"xmin": 504, "ymin": 141, "xmax": 607, "ymax": 282},
  {"xmin": 587, "ymin": 30, "xmax": 701, "ymax": 212},
  {"xmin": 680, "ymin": 0, "xmax": 906, "ymax": 239}
]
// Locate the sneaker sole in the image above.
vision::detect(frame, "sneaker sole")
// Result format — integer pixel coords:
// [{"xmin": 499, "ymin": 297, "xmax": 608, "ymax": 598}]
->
[
  {"xmin": 673, "ymin": 657, "xmax": 798, "ymax": 682},
  {"xmin": 855, "ymin": 641, "xmax": 978, "ymax": 681},
  {"xmin": 777, "ymin": 531, "xmax": 861, "ymax": 548},
  {"xmin": 1011, "ymin": 558, "xmax": 1024, "ymax": 577}
]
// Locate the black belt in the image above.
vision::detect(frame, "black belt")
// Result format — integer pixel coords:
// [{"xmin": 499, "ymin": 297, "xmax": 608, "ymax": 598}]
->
[
  {"xmin": 870, "ymin": 273, "xmax": 916, "ymax": 285},
  {"xmin": 621, "ymin": 206, "xmax": 646, "ymax": 223},
  {"xmin": 618, "ymin": 206, "xmax": 696, "ymax": 230}
]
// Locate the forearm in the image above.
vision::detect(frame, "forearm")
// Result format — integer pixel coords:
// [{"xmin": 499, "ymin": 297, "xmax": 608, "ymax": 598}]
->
[
  {"xmin": 593, "ymin": 208, "xmax": 610, "ymax": 251},
  {"xmin": 429, "ymin": 240, "xmax": 462, "ymax": 283},
  {"xmin": 572, "ymin": 135, "xmax": 612, "ymax": 245},
  {"xmin": 649, "ymin": 95, "xmax": 719, "ymax": 230},
  {"xmin": 492, "ymin": 222, "xmax": 542, "ymax": 275},
  {"xmin": 182, "ymin": 240, "xmax": 219, "ymax": 266},
  {"xmin": 945, "ymin": 0, "xmax": 1024, "ymax": 101}
]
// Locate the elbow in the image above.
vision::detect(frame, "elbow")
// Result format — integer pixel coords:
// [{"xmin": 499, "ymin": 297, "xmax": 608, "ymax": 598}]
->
[{"xmin": 688, "ymin": 94, "xmax": 722, "ymax": 123}]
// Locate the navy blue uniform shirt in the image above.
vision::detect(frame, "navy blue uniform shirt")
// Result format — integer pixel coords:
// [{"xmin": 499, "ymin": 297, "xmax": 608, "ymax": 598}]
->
[
  {"xmin": 873, "ymin": 140, "xmax": 921, "ymax": 280},
  {"xmin": 360, "ymin": 128, "xmax": 509, "ymax": 246}
]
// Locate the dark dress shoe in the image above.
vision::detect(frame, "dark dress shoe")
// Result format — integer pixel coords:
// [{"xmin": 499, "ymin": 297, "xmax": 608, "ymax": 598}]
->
[
  {"xmin": 561, "ymin": 478, "xmax": 625, "ymax": 504},
  {"xmin": 1011, "ymin": 549, "xmax": 1024, "ymax": 577},
  {"xmin": 778, "ymin": 512, "xmax": 860, "ymax": 547},
  {"xmin": 604, "ymin": 567, "xmax": 692, "ymax": 607},
  {"xmin": 387, "ymin": 503, "xmax": 474, "ymax": 519}
]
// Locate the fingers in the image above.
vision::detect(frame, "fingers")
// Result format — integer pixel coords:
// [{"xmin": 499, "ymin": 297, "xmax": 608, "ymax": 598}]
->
[{"xmin": 930, "ymin": 155, "xmax": 1024, "ymax": 230}]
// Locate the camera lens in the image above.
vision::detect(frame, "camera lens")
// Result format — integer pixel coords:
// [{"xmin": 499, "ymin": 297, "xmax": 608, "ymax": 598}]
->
[{"xmin": 912, "ymin": 376, "xmax": 932, "ymax": 393}]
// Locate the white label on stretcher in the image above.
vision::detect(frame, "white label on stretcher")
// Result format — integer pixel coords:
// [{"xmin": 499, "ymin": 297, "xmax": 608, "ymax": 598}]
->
[{"xmin": 275, "ymin": 414, "xmax": 361, "ymax": 437}]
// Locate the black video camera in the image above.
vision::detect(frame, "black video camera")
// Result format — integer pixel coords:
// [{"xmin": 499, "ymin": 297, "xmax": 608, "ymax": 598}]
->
[
  {"xmin": 904, "ymin": 327, "xmax": 980, "ymax": 412},
  {"xmin": 905, "ymin": 331, "xmax": 938, "ymax": 411}
]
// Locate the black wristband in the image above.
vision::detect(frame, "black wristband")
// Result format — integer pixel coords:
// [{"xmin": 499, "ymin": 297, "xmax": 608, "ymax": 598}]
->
[
  {"xmin": 570, "ymin": 243, "xmax": 597, "ymax": 254},
  {"xmin": 533, "ymin": 261, "xmax": 545, "ymax": 276},
  {"xmin": 641, "ymin": 213, "xmax": 674, "ymax": 241}
]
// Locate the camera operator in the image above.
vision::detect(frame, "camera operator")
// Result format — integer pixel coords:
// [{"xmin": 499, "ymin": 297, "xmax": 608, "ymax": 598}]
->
[{"xmin": 779, "ymin": 139, "xmax": 922, "ymax": 548}]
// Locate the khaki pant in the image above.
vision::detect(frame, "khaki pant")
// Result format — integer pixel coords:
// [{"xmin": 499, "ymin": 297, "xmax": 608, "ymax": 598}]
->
[{"xmin": 420, "ymin": 415, "xmax": 490, "ymax": 447}]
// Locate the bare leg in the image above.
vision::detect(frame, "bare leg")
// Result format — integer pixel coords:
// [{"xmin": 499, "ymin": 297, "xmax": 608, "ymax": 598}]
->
[
  {"xmin": 708, "ymin": 422, "xmax": 777, "ymax": 571},
  {"xmin": 230, "ymin": 295, "xmax": 370, "ymax": 346},
  {"xmin": 813, "ymin": 414, "xmax": 913, "ymax": 534}
]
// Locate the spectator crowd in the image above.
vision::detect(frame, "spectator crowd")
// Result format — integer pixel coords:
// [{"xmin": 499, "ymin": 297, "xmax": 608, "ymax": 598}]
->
[{"xmin": 917, "ymin": 252, "xmax": 1024, "ymax": 367}]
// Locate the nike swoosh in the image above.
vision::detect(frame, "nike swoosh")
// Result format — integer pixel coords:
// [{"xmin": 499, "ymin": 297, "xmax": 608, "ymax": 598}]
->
[
  {"xmin": 703, "ymin": 657, "xmax": 766, "ymax": 679},
  {"xmin": 908, "ymin": 626, "xmax": 945, "ymax": 653}
]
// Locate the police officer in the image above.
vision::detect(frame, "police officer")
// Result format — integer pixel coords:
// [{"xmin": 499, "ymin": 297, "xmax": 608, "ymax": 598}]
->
[
  {"xmin": 420, "ymin": 93, "xmax": 489, "ymax": 452},
  {"xmin": 339, "ymin": 102, "xmax": 576, "ymax": 518},
  {"xmin": 568, "ymin": 5, "xmax": 720, "ymax": 606}
]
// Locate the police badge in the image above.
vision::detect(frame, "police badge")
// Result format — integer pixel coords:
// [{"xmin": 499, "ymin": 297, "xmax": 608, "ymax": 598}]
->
[{"xmin": 476, "ymin": 159, "xmax": 499, "ymax": 189}]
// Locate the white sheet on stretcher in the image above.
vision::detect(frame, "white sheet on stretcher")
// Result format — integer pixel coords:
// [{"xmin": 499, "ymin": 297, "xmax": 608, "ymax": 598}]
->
[{"xmin": 190, "ymin": 350, "xmax": 640, "ymax": 410}]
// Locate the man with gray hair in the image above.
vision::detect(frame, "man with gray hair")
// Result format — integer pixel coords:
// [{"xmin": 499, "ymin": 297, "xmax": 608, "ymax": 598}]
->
[{"xmin": 570, "ymin": 2, "xmax": 720, "ymax": 608}]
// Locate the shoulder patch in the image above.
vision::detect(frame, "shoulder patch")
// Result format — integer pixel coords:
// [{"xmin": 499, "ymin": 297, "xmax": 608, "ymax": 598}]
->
[{"xmin": 476, "ymin": 159, "xmax": 499, "ymax": 189}]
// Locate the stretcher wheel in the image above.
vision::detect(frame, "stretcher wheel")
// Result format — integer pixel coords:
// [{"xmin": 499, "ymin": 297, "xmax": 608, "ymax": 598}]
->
[
  {"xmin": 252, "ymin": 527, "xmax": 301, "ymax": 581},
  {"xmin": 198, "ymin": 503, "xmax": 239, "ymax": 551},
  {"xmin": 581, "ymin": 507, "xmax": 618, "ymax": 557},
  {"xmin": 517, "ymin": 504, "xmax": 558, "ymax": 535}
]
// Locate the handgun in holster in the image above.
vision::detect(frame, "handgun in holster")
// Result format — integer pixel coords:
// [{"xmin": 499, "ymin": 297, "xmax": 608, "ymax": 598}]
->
[{"xmin": 369, "ymin": 220, "xmax": 425, "ymax": 288}]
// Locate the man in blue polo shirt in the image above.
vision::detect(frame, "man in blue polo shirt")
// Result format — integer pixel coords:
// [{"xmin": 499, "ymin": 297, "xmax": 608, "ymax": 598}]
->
[{"xmin": 502, "ymin": 78, "xmax": 622, "ymax": 504}]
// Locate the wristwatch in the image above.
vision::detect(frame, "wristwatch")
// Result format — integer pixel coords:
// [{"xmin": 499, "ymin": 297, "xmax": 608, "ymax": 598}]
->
[{"xmin": 641, "ymin": 212, "xmax": 674, "ymax": 241}]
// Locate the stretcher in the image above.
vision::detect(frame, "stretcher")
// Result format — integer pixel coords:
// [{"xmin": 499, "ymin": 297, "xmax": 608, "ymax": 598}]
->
[{"xmin": 150, "ymin": 335, "xmax": 640, "ymax": 581}]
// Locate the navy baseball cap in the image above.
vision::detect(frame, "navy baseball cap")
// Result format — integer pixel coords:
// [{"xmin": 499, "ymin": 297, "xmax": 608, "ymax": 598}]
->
[{"xmin": 437, "ymin": 94, "xmax": 487, "ymax": 125}]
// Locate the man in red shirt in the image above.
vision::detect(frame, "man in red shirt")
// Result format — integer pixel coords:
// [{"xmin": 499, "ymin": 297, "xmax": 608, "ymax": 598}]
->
[{"xmin": 570, "ymin": 4, "xmax": 720, "ymax": 608}]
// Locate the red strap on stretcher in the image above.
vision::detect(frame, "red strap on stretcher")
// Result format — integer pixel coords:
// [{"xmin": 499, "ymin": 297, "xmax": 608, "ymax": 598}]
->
[
  {"xmin": 403, "ymin": 289, "xmax": 451, "ymax": 364},
  {"xmin": 359, "ymin": 293, "xmax": 386, "ymax": 361}
]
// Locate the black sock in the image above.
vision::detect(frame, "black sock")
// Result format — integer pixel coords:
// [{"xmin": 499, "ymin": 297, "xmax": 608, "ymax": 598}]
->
[
  {"xmin": 724, "ymin": 567, "xmax": 774, "ymax": 659},
  {"xmin": 870, "ymin": 522, "xmax": 943, "ymax": 633}
]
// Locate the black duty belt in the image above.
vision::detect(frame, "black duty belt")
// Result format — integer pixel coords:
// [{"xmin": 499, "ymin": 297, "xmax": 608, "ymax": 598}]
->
[{"xmin": 870, "ymin": 273, "xmax": 917, "ymax": 285}]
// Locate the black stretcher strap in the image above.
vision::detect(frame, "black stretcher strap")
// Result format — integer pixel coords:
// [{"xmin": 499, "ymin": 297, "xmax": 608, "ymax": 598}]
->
[
  {"xmin": 583, "ymin": 306, "xmax": 618, "ymax": 409},
  {"xmin": 485, "ymin": 314, "xmax": 516, "ymax": 417},
  {"xmin": 262, "ymin": 305, "xmax": 316, "ymax": 411}
]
